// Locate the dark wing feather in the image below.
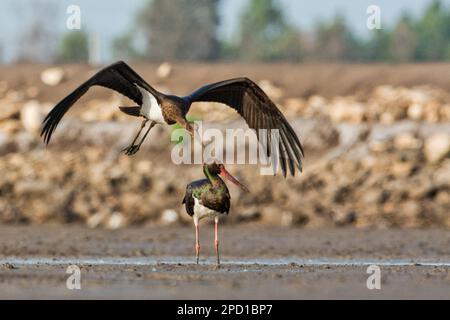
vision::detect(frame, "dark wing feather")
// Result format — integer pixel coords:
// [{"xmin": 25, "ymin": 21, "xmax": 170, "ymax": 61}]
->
[
  {"xmin": 41, "ymin": 61, "xmax": 159, "ymax": 144},
  {"xmin": 182, "ymin": 184, "xmax": 195, "ymax": 217},
  {"xmin": 187, "ymin": 78, "xmax": 304, "ymax": 177}
]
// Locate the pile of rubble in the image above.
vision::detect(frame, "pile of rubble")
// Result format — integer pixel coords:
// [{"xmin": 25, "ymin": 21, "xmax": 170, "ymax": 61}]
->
[
  {"xmin": 281, "ymin": 85, "xmax": 450, "ymax": 124},
  {"xmin": 0, "ymin": 118, "xmax": 448, "ymax": 229},
  {"xmin": 0, "ymin": 66, "xmax": 449, "ymax": 229}
]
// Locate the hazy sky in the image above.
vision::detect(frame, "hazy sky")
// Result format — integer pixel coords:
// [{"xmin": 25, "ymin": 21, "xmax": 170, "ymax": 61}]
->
[{"xmin": 0, "ymin": 0, "xmax": 447, "ymax": 62}]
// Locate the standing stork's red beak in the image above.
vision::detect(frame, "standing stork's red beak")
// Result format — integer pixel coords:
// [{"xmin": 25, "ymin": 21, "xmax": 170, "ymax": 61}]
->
[{"xmin": 219, "ymin": 166, "xmax": 250, "ymax": 192}]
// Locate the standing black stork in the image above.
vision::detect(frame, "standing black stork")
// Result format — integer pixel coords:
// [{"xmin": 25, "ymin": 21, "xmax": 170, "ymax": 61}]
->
[
  {"xmin": 41, "ymin": 61, "xmax": 304, "ymax": 177},
  {"xmin": 182, "ymin": 161, "xmax": 249, "ymax": 264}
]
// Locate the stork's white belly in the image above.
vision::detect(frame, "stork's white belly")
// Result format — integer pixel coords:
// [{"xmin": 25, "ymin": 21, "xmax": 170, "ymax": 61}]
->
[
  {"xmin": 193, "ymin": 198, "xmax": 221, "ymax": 221},
  {"xmin": 136, "ymin": 85, "xmax": 166, "ymax": 124}
]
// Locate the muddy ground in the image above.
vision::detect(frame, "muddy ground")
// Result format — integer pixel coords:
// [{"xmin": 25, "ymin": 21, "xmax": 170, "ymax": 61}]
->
[{"xmin": 0, "ymin": 225, "xmax": 449, "ymax": 299}]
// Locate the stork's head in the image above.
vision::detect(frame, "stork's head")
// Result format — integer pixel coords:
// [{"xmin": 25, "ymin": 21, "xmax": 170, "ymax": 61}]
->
[{"xmin": 204, "ymin": 160, "xmax": 249, "ymax": 192}]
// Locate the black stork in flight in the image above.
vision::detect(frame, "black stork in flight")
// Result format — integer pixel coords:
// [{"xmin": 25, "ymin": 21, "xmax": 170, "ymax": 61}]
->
[
  {"xmin": 182, "ymin": 161, "xmax": 249, "ymax": 264},
  {"xmin": 41, "ymin": 61, "xmax": 304, "ymax": 177}
]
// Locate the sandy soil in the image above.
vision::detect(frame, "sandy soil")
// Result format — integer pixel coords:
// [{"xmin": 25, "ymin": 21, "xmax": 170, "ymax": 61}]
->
[{"xmin": 0, "ymin": 225, "xmax": 449, "ymax": 299}]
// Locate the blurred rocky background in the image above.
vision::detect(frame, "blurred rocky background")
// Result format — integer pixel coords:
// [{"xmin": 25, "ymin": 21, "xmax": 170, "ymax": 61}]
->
[
  {"xmin": 0, "ymin": 62, "xmax": 449, "ymax": 229},
  {"xmin": 0, "ymin": 0, "xmax": 449, "ymax": 229}
]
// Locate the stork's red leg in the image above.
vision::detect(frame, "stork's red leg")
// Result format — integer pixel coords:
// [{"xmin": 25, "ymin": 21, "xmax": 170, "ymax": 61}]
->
[
  {"xmin": 214, "ymin": 217, "xmax": 220, "ymax": 265},
  {"xmin": 194, "ymin": 218, "xmax": 200, "ymax": 264}
]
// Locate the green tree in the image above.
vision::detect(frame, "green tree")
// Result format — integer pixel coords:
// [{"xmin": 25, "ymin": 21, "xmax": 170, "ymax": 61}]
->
[
  {"xmin": 390, "ymin": 13, "xmax": 416, "ymax": 62},
  {"xmin": 58, "ymin": 31, "xmax": 89, "ymax": 63},
  {"xmin": 414, "ymin": 0, "xmax": 449, "ymax": 61},
  {"xmin": 15, "ymin": 0, "xmax": 59, "ymax": 63},
  {"xmin": 312, "ymin": 14, "xmax": 362, "ymax": 61},
  {"xmin": 112, "ymin": 32, "xmax": 140, "ymax": 60},
  {"xmin": 364, "ymin": 29, "xmax": 391, "ymax": 62},
  {"xmin": 137, "ymin": 0, "xmax": 220, "ymax": 61},
  {"xmin": 237, "ymin": 0, "xmax": 303, "ymax": 61}
]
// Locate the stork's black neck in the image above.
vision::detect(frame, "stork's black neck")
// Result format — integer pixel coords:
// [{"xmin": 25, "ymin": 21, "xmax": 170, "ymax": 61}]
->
[{"xmin": 203, "ymin": 165, "xmax": 223, "ymax": 187}]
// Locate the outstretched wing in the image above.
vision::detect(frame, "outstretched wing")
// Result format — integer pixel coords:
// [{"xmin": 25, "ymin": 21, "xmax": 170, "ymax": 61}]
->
[
  {"xmin": 41, "ymin": 61, "xmax": 159, "ymax": 144},
  {"xmin": 187, "ymin": 78, "xmax": 304, "ymax": 177}
]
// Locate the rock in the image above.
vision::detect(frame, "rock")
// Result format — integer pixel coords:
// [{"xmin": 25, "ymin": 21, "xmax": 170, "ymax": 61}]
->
[
  {"xmin": 0, "ymin": 132, "xmax": 12, "ymax": 153},
  {"xmin": 0, "ymin": 81, "xmax": 8, "ymax": 95},
  {"xmin": 135, "ymin": 160, "xmax": 153, "ymax": 175},
  {"xmin": 87, "ymin": 211, "xmax": 109, "ymax": 228},
  {"xmin": 398, "ymin": 201, "xmax": 421, "ymax": 228},
  {"xmin": 5, "ymin": 90, "xmax": 25, "ymax": 102},
  {"xmin": 407, "ymin": 103, "xmax": 423, "ymax": 120},
  {"xmin": 390, "ymin": 162, "xmax": 413, "ymax": 178},
  {"xmin": 280, "ymin": 211, "xmax": 294, "ymax": 227},
  {"xmin": 303, "ymin": 117, "xmax": 339, "ymax": 150},
  {"xmin": 307, "ymin": 95, "xmax": 327, "ymax": 115},
  {"xmin": 106, "ymin": 212, "xmax": 127, "ymax": 230},
  {"xmin": 3, "ymin": 263, "xmax": 17, "ymax": 270},
  {"xmin": 435, "ymin": 190, "xmax": 449, "ymax": 206},
  {"xmin": 14, "ymin": 180, "xmax": 52, "ymax": 195},
  {"xmin": 258, "ymin": 80, "xmax": 284, "ymax": 100},
  {"xmin": 333, "ymin": 209, "xmax": 356, "ymax": 226},
  {"xmin": 393, "ymin": 133, "xmax": 421, "ymax": 150},
  {"xmin": 440, "ymin": 104, "xmax": 450, "ymax": 121},
  {"xmin": 0, "ymin": 99, "xmax": 21, "ymax": 120},
  {"xmin": 236, "ymin": 209, "xmax": 261, "ymax": 222},
  {"xmin": 380, "ymin": 112, "xmax": 395, "ymax": 124},
  {"xmin": 25, "ymin": 86, "xmax": 40, "ymax": 99},
  {"xmin": 21, "ymin": 100, "xmax": 45, "ymax": 134},
  {"xmin": 424, "ymin": 133, "xmax": 450, "ymax": 163},
  {"xmin": 329, "ymin": 99, "xmax": 365, "ymax": 123},
  {"xmin": 161, "ymin": 209, "xmax": 179, "ymax": 225},
  {"xmin": 369, "ymin": 140, "xmax": 390, "ymax": 153},
  {"xmin": 283, "ymin": 98, "xmax": 306, "ymax": 117},
  {"xmin": 40, "ymin": 67, "xmax": 65, "ymax": 86},
  {"xmin": 0, "ymin": 120, "xmax": 22, "ymax": 134},
  {"xmin": 433, "ymin": 160, "xmax": 450, "ymax": 185},
  {"xmin": 156, "ymin": 62, "xmax": 172, "ymax": 79},
  {"xmin": 424, "ymin": 102, "xmax": 440, "ymax": 123},
  {"xmin": 15, "ymin": 131, "xmax": 36, "ymax": 151}
]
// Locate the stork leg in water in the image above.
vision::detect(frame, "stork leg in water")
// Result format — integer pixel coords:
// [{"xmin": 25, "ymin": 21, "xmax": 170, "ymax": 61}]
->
[
  {"xmin": 214, "ymin": 216, "xmax": 220, "ymax": 265},
  {"xmin": 194, "ymin": 217, "xmax": 200, "ymax": 264}
]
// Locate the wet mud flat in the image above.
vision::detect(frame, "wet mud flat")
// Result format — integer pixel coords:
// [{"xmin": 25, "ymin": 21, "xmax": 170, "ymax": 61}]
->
[{"xmin": 0, "ymin": 225, "xmax": 449, "ymax": 299}]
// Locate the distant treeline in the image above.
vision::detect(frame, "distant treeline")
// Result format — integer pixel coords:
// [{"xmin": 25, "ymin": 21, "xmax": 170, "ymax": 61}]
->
[{"xmin": 59, "ymin": 0, "xmax": 450, "ymax": 63}]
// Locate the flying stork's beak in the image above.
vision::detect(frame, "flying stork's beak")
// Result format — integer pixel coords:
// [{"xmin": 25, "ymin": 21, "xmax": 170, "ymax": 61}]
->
[{"xmin": 219, "ymin": 167, "xmax": 250, "ymax": 193}]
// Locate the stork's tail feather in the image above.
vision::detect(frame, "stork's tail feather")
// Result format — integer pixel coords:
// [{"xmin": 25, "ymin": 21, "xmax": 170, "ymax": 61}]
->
[{"xmin": 119, "ymin": 106, "xmax": 141, "ymax": 117}]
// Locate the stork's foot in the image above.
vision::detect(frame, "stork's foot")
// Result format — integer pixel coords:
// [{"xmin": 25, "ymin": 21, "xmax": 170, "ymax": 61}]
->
[
  {"xmin": 195, "ymin": 244, "xmax": 200, "ymax": 265},
  {"xmin": 122, "ymin": 145, "xmax": 140, "ymax": 156}
]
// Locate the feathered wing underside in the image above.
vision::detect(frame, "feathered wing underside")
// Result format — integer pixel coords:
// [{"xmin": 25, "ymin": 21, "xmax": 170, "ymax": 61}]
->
[
  {"xmin": 41, "ymin": 61, "xmax": 159, "ymax": 144},
  {"xmin": 187, "ymin": 78, "xmax": 304, "ymax": 177}
]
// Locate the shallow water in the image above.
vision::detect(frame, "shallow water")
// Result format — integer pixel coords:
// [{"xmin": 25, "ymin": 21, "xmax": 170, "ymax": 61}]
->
[{"xmin": 1, "ymin": 256, "xmax": 450, "ymax": 267}]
